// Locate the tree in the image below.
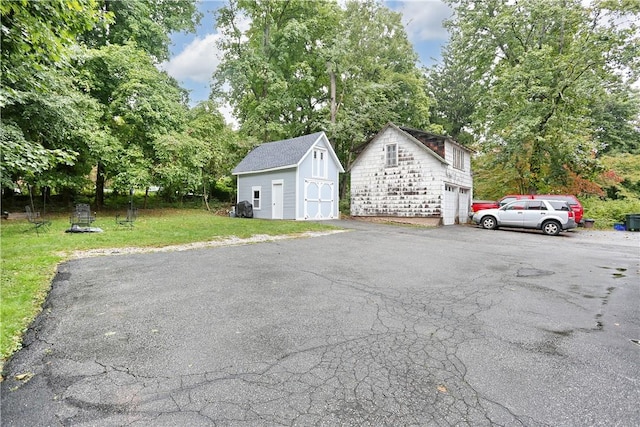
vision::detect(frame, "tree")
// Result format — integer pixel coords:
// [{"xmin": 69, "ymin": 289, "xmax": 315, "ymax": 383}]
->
[
  {"xmin": 326, "ymin": 0, "xmax": 432, "ymax": 179},
  {"xmin": 426, "ymin": 44, "xmax": 476, "ymax": 146},
  {"xmin": 214, "ymin": 0, "xmax": 342, "ymax": 142},
  {"xmin": 590, "ymin": 88, "xmax": 640, "ymax": 155},
  {"xmin": 0, "ymin": 0, "xmax": 104, "ymax": 105},
  {"xmin": 80, "ymin": 43, "xmax": 189, "ymax": 205},
  {"xmin": 168, "ymin": 101, "xmax": 254, "ymax": 207},
  {"xmin": 80, "ymin": 0, "xmax": 200, "ymax": 62},
  {"xmin": 441, "ymin": 0, "xmax": 640, "ymax": 194},
  {"xmin": 0, "ymin": 0, "xmax": 106, "ymax": 195},
  {"xmin": 214, "ymin": 0, "xmax": 432, "ymax": 197}
]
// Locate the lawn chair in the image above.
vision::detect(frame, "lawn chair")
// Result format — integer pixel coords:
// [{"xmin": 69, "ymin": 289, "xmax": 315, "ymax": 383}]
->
[
  {"xmin": 116, "ymin": 207, "xmax": 138, "ymax": 228},
  {"xmin": 70, "ymin": 203, "xmax": 96, "ymax": 228},
  {"xmin": 25, "ymin": 205, "xmax": 51, "ymax": 235}
]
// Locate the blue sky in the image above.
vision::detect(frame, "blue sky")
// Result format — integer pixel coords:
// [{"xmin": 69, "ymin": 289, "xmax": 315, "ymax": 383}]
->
[{"xmin": 161, "ymin": 0, "xmax": 452, "ymax": 115}]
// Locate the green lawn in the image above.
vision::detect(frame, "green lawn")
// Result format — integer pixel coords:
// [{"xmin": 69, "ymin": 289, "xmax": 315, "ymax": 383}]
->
[{"xmin": 0, "ymin": 209, "xmax": 338, "ymax": 365}]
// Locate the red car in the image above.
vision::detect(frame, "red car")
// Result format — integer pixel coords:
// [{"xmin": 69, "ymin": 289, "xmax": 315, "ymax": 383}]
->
[
  {"xmin": 471, "ymin": 200, "xmax": 500, "ymax": 212},
  {"xmin": 472, "ymin": 195, "xmax": 584, "ymax": 224}
]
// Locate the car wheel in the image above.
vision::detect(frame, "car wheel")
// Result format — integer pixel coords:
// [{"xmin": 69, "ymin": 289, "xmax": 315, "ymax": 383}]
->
[
  {"xmin": 481, "ymin": 216, "xmax": 498, "ymax": 230},
  {"xmin": 542, "ymin": 220, "xmax": 561, "ymax": 236}
]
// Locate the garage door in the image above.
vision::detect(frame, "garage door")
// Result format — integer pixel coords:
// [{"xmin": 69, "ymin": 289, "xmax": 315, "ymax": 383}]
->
[
  {"xmin": 304, "ymin": 179, "xmax": 336, "ymax": 220},
  {"xmin": 458, "ymin": 188, "xmax": 470, "ymax": 224},
  {"xmin": 443, "ymin": 184, "xmax": 457, "ymax": 225}
]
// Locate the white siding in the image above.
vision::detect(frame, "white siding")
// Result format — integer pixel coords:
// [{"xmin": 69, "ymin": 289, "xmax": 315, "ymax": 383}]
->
[
  {"xmin": 297, "ymin": 137, "xmax": 341, "ymax": 220},
  {"xmin": 442, "ymin": 140, "xmax": 473, "ymax": 224},
  {"xmin": 350, "ymin": 127, "xmax": 445, "ymax": 218},
  {"xmin": 350, "ymin": 126, "xmax": 473, "ymax": 221}
]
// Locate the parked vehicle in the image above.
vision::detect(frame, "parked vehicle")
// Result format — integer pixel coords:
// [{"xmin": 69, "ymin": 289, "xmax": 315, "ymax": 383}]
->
[
  {"xmin": 497, "ymin": 195, "xmax": 584, "ymax": 224},
  {"xmin": 471, "ymin": 200, "xmax": 499, "ymax": 213},
  {"xmin": 472, "ymin": 199, "xmax": 577, "ymax": 236}
]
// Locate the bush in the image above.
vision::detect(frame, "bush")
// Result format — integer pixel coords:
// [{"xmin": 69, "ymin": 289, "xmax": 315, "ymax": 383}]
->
[{"xmin": 581, "ymin": 197, "xmax": 640, "ymax": 228}]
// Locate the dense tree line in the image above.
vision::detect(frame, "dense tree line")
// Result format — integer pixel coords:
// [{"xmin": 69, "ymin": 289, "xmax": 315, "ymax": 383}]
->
[
  {"xmin": 2, "ymin": 0, "xmax": 639, "ymax": 208},
  {"xmin": 1, "ymin": 0, "xmax": 246, "ymax": 207},
  {"xmin": 429, "ymin": 0, "xmax": 640, "ymax": 198}
]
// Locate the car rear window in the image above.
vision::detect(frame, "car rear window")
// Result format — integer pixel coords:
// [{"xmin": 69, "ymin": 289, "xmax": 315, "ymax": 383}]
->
[{"xmin": 549, "ymin": 201, "xmax": 570, "ymax": 211}]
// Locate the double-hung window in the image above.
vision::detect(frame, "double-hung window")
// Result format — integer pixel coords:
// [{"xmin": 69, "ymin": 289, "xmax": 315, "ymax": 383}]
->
[
  {"xmin": 385, "ymin": 143, "xmax": 398, "ymax": 167},
  {"xmin": 453, "ymin": 146, "xmax": 465, "ymax": 170},
  {"xmin": 252, "ymin": 186, "xmax": 261, "ymax": 209}
]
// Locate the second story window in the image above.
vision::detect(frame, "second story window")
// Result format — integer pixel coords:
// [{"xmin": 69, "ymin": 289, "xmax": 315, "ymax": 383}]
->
[
  {"xmin": 453, "ymin": 146, "xmax": 465, "ymax": 170},
  {"xmin": 313, "ymin": 148, "xmax": 327, "ymax": 178},
  {"xmin": 386, "ymin": 143, "xmax": 398, "ymax": 167}
]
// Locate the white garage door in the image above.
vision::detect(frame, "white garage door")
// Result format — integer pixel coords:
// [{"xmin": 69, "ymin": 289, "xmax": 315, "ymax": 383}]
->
[
  {"xmin": 444, "ymin": 184, "xmax": 457, "ymax": 225},
  {"xmin": 304, "ymin": 179, "xmax": 336, "ymax": 220},
  {"xmin": 458, "ymin": 188, "xmax": 470, "ymax": 224}
]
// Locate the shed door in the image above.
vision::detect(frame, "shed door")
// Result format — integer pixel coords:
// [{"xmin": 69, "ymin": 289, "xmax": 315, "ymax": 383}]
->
[
  {"xmin": 304, "ymin": 179, "xmax": 335, "ymax": 220},
  {"xmin": 272, "ymin": 181, "xmax": 283, "ymax": 219}
]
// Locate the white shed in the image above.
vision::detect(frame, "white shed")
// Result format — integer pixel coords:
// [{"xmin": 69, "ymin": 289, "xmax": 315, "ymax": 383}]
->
[
  {"xmin": 232, "ymin": 132, "xmax": 344, "ymax": 220},
  {"xmin": 350, "ymin": 123, "xmax": 473, "ymax": 225}
]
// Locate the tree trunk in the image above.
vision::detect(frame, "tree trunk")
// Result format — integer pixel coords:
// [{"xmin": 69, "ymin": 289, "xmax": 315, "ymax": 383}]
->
[
  {"xmin": 95, "ymin": 162, "xmax": 105, "ymax": 208},
  {"xmin": 329, "ymin": 67, "xmax": 336, "ymax": 124},
  {"xmin": 203, "ymin": 176, "xmax": 211, "ymax": 211}
]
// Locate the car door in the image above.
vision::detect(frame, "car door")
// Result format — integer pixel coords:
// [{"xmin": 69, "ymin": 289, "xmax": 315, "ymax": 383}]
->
[
  {"xmin": 522, "ymin": 200, "xmax": 547, "ymax": 227},
  {"xmin": 498, "ymin": 201, "xmax": 527, "ymax": 227}
]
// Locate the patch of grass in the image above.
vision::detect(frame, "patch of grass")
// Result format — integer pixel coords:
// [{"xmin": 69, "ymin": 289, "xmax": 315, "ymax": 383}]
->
[{"xmin": 0, "ymin": 209, "xmax": 338, "ymax": 364}]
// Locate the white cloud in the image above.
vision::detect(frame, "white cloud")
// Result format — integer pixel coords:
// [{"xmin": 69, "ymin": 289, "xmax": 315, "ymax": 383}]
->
[
  {"xmin": 395, "ymin": 0, "xmax": 452, "ymax": 42},
  {"xmin": 161, "ymin": 33, "xmax": 221, "ymax": 83}
]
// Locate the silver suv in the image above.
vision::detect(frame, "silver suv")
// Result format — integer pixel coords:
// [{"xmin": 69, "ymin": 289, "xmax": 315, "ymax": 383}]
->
[{"xmin": 472, "ymin": 199, "xmax": 577, "ymax": 236}]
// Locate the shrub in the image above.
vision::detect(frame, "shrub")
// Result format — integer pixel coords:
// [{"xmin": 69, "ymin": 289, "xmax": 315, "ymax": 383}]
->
[{"xmin": 581, "ymin": 197, "xmax": 640, "ymax": 228}]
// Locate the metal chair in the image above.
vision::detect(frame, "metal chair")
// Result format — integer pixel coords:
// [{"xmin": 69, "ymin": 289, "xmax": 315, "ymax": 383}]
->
[
  {"xmin": 70, "ymin": 204, "xmax": 96, "ymax": 228},
  {"xmin": 116, "ymin": 207, "xmax": 138, "ymax": 228},
  {"xmin": 25, "ymin": 206, "xmax": 51, "ymax": 235}
]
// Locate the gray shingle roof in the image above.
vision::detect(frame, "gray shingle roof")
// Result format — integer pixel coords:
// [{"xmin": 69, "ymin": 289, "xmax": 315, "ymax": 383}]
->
[{"xmin": 232, "ymin": 132, "xmax": 325, "ymax": 174}]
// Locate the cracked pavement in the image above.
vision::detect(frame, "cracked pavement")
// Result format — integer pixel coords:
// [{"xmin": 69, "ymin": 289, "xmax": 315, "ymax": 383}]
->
[{"xmin": 2, "ymin": 221, "xmax": 639, "ymax": 426}]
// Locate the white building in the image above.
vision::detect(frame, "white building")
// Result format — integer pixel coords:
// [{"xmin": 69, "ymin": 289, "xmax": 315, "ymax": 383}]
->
[{"xmin": 350, "ymin": 123, "xmax": 473, "ymax": 225}]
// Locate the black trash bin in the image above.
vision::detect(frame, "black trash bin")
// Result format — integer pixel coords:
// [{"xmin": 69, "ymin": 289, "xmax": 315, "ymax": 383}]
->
[
  {"xmin": 236, "ymin": 200, "xmax": 254, "ymax": 218},
  {"xmin": 625, "ymin": 214, "xmax": 640, "ymax": 231}
]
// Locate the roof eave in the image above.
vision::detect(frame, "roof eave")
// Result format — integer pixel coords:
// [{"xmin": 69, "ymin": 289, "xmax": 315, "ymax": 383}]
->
[{"xmin": 232, "ymin": 164, "xmax": 297, "ymax": 176}]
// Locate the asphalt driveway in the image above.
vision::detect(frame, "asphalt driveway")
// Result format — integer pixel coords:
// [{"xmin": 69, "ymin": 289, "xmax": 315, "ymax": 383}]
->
[{"xmin": 2, "ymin": 221, "xmax": 639, "ymax": 426}]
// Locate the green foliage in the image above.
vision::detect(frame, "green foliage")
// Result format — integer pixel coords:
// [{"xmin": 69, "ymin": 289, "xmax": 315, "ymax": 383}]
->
[
  {"xmin": 0, "ymin": 122, "xmax": 76, "ymax": 188},
  {"xmin": 214, "ymin": 0, "xmax": 342, "ymax": 142},
  {"xmin": 592, "ymin": 89, "xmax": 640, "ymax": 154},
  {"xmin": 0, "ymin": 0, "xmax": 108, "ymax": 192},
  {"xmin": 581, "ymin": 197, "xmax": 640, "ymax": 227},
  {"xmin": 440, "ymin": 0, "xmax": 640, "ymax": 192},
  {"xmin": 79, "ymin": 43, "xmax": 191, "ymax": 201},
  {"xmin": 471, "ymin": 153, "xmax": 520, "ymax": 200},
  {"xmin": 0, "ymin": 210, "xmax": 338, "ymax": 362},
  {"xmin": 426, "ymin": 44, "xmax": 476, "ymax": 146},
  {"xmin": 598, "ymin": 154, "xmax": 640, "ymax": 199},
  {"xmin": 79, "ymin": 0, "xmax": 200, "ymax": 61},
  {"xmin": 326, "ymin": 0, "xmax": 431, "ymax": 170},
  {"xmin": 0, "ymin": 0, "xmax": 105, "ymax": 105},
  {"xmin": 1, "ymin": 0, "xmax": 204, "ymax": 206},
  {"xmin": 214, "ymin": 0, "xmax": 431, "ymax": 174}
]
